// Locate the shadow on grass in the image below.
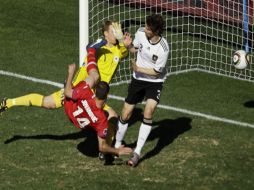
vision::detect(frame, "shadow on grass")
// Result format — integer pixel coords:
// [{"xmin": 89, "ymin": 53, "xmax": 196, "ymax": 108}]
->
[
  {"xmin": 244, "ymin": 100, "xmax": 254, "ymax": 108},
  {"xmin": 3, "ymin": 110, "xmax": 192, "ymax": 166},
  {"xmin": 128, "ymin": 117, "xmax": 192, "ymax": 166},
  {"xmin": 4, "ymin": 128, "xmax": 99, "ymax": 157}
]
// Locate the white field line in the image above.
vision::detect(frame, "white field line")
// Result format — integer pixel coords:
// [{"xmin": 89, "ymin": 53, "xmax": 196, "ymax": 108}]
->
[
  {"xmin": 0, "ymin": 70, "xmax": 64, "ymax": 88},
  {"xmin": 1, "ymin": 69, "xmax": 254, "ymax": 129},
  {"xmin": 109, "ymin": 95, "xmax": 254, "ymax": 129}
]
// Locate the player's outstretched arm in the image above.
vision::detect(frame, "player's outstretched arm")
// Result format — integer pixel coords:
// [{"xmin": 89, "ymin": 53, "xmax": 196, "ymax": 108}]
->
[
  {"xmin": 85, "ymin": 69, "xmax": 99, "ymax": 89},
  {"xmin": 85, "ymin": 47, "xmax": 100, "ymax": 89},
  {"xmin": 131, "ymin": 59, "xmax": 159, "ymax": 76},
  {"xmin": 64, "ymin": 63, "xmax": 76, "ymax": 98},
  {"xmin": 97, "ymin": 136, "xmax": 132, "ymax": 156}
]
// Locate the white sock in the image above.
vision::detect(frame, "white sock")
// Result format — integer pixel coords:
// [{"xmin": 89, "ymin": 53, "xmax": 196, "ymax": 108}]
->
[
  {"xmin": 134, "ymin": 123, "xmax": 152, "ymax": 156},
  {"xmin": 114, "ymin": 119, "xmax": 128, "ymax": 148}
]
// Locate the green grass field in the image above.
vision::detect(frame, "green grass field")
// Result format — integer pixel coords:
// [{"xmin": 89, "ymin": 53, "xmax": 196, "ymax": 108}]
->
[{"xmin": 1, "ymin": 0, "xmax": 254, "ymax": 189}]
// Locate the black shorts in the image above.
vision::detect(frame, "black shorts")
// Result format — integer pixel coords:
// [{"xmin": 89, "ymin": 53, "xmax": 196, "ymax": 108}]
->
[{"xmin": 125, "ymin": 77, "xmax": 163, "ymax": 105}]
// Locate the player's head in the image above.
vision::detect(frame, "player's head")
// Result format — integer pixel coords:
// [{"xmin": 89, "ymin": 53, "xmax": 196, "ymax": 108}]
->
[
  {"xmin": 102, "ymin": 20, "xmax": 117, "ymax": 45},
  {"xmin": 95, "ymin": 81, "xmax": 110, "ymax": 100},
  {"xmin": 145, "ymin": 14, "xmax": 165, "ymax": 37}
]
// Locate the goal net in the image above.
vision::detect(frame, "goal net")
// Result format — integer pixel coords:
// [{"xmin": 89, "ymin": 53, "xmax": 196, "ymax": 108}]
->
[{"xmin": 84, "ymin": 0, "xmax": 254, "ymax": 84}]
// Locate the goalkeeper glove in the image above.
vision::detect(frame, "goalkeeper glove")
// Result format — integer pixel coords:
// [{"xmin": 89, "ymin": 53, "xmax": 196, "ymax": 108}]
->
[{"xmin": 112, "ymin": 22, "xmax": 124, "ymax": 42}]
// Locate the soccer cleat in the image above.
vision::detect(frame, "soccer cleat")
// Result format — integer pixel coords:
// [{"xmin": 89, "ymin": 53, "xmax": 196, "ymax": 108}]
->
[
  {"xmin": 0, "ymin": 98, "xmax": 8, "ymax": 114},
  {"xmin": 127, "ymin": 152, "xmax": 140, "ymax": 167},
  {"xmin": 86, "ymin": 39, "xmax": 107, "ymax": 51},
  {"xmin": 98, "ymin": 152, "xmax": 105, "ymax": 161}
]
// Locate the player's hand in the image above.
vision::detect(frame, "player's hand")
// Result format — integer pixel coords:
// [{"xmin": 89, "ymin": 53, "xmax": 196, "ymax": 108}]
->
[
  {"xmin": 112, "ymin": 22, "xmax": 124, "ymax": 42},
  {"xmin": 123, "ymin": 32, "xmax": 132, "ymax": 48},
  {"xmin": 68, "ymin": 63, "xmax": 76, "ymax": 75},
  {"xmin": 117, "ymin": 145, "xmax": 133, "ymax": 156}
]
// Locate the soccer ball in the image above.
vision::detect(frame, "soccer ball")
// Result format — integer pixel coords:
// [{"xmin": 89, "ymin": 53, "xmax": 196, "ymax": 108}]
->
[{"xmin": 232, "ymin": 50, "xmax": 250, "ymax": 69}]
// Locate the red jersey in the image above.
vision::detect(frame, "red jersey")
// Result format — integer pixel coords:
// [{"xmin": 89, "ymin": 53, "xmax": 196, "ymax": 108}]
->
[{"xmin": 64, "ymin": 81, "xmax": 108, "ymax": 139}]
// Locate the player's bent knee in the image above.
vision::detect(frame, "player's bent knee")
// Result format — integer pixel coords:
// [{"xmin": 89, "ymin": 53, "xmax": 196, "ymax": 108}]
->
[
  {"xmin": 121, "ymin": 107, "xmax": 133, "ymax": 121},
  {"xmin": 121, "ymin": 111, "xmax": 132, "ymax": 121},
  {"xmin": 121, "ymin": 103, "xmax": 135, "ymax": 121},
  {"xmin": 42, "ymin": 96, "xmax": 57, "ymax": 109},
  {"xmin": 104, "ymin": 106, "xmax": 118, "ymax": 120},
  {"xmin": 107, "ymin": 110, "xmax": 118, "ymax": 119},
  {"xmin": 119, "ymin": 116, "xmax": 128, "ymax": 125},
  {"xmin": 48, "ymin": 89, "xmax": 64, "ymax": 109}
]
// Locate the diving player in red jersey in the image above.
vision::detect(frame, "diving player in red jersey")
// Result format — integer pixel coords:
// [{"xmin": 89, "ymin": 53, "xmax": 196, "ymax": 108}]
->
[{"xmin": 64, "ymin": 63, "xmax": 132, "ymax": 157}]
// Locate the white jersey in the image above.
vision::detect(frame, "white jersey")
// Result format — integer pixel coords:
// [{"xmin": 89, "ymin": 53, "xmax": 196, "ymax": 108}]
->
[{"xmin": 132, "ymin": 27, "xmax": 170, "ymax": 83}]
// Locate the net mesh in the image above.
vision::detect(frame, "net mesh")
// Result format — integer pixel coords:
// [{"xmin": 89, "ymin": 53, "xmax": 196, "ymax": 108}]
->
[{"xmin": 88, "ymin": 0, "xmax": 254, "ymax": 84}]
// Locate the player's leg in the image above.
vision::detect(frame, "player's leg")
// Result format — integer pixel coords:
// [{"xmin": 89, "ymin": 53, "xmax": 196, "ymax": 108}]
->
[
  {"xmin": 133, "ymin": 99, "xmax": 157, "ymax": 154},
  {"xmin": 128, "ymin": 99, "xmax": 157, "ymax": 167},
  {"xmin": 128, "ymin": 82, "xmax": 162, "ymax": 167},
  {"xmin": 114, "ymin": 78, "xmax": 144, "ymax": 149},
  {"xmin": 114, "ymin": 102, "xmax": 135, "ymax": 148},
  {"xmin": 0, "ymin": 88, "xmax": 65, "ymax": 113},
  {"xmin": 42, "ymin": 88, "xmax": 64, "ymax": 109},
  {"xmin": 0, "ymin": 93, "xmax": 44, "ymax": 113},
  {"xmin": 104, "ymin": 105, "xmax": 118, "ymax": 146}
]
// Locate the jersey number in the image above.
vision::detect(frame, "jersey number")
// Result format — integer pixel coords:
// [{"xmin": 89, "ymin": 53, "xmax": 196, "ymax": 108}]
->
[{"xmin": 73, "ymin": 106, "xmax": 90, "ymax": 129}]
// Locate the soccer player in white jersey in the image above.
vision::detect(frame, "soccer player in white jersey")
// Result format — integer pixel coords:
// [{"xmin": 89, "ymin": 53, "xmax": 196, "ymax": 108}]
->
[{"xmin": 114, "ymin": 14, "xmax": 170, "ymax": 167}]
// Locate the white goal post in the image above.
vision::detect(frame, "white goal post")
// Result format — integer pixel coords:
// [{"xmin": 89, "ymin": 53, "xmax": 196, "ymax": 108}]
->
[
  {"xmin": 80, "ymin": 0, "xmax": 253, "ymax": 84},
  {"xmin": 79, "ymin": 0, "xmax": 89, "ymax": 67}
]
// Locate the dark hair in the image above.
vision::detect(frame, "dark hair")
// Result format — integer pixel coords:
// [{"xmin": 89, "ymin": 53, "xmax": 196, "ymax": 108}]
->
[
  {"xmin": 146, "ymin": 14, "xmax": 165, "ymax": 35},
  {"xmin": 101, "ymin": 20, "xmax": 112, "ymax": 36},
  {"xmin": 95, "ymin": 81, "xmax": 110, "ymax": 100}
]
